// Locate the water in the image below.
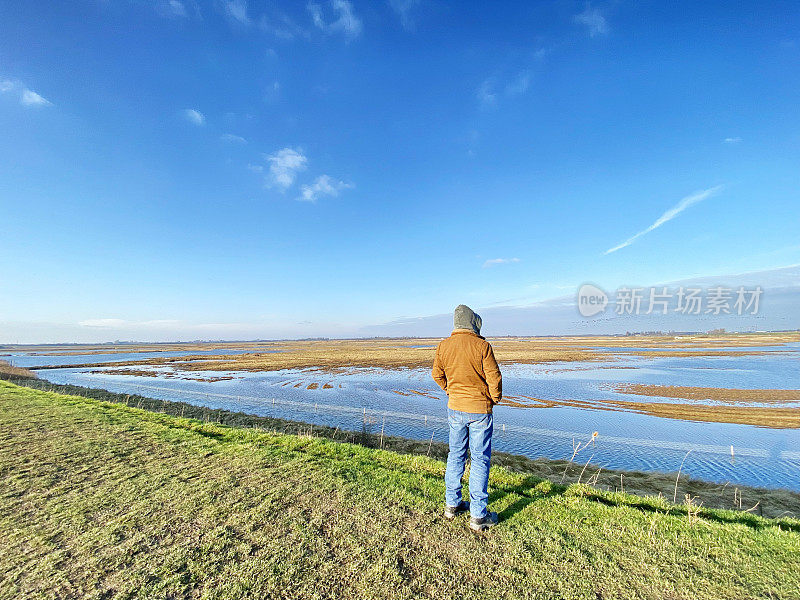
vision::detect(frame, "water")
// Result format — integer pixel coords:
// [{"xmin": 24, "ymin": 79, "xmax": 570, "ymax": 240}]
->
[{"xmin": 17, "ymin": 345, "xmax": 800, "ymax": 492}]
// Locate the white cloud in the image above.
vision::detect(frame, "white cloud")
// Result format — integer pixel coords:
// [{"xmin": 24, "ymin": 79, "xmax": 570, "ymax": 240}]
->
[
  {"xmin": 20, "ymin": 89, "xmax": 52, "ymax": 106},
  {"xmin": 478, "ymin": 71, "xmax": 531, "ymax": 109},
  {"xmin": 78, "ymin": 318, "xmax": 129, "ymax": 328},
  {"xmin": 79, "ymin": 318, "xmax": 183, "ymax": 329},
  {"xmin": 221, "ymin": 133, "xmax": 247, "ymax": 143},
  {"xmin": 308, "ymin": 2, "xmax": 324, "ymax": 27},
  {"xmin": 308, "ymin": 0, "xmax": 363, "ymax": 40},
  {"xmin": 264, "ymin": 80, "xmax": 280, "ymax": 102},
  {"xmin": 483, "ymin": 257, "xmax": 521, "ymax": 268},
  {"xmin": 182, "ymin": 108, "xmax": 205, "ymax": 125},
  {"xmin": 298, "ymin": 174, "xmax": 353, "ymax": 202},
  {"xmin": 167, "ymin": 0, "xmax": 187, "ymax": 17},
  {"xmin": 220, "ymin": 0, "xmax": 303, "ymax": 38},
  {"xmin": 157, "ymin": 0, "xmax": 201, "ymax": 18},
  {"xmin": 724, "ymin": 136, "xmax": 742, "ymax": 144},
  {"xmin": 259, "ymin": 13, "xmax": 306, "ymax": 40},
  {"xmin": 604, "ymin": 185, "xmax": 724, "ymax": 255},
  {"xmin": 574, "ymin": 4, "xmax": 609, "ymax": 38},
  {"xmin": 389, "ymin": 0, "xmax": 421, "ymax": 31},
  {"xmin": 223, "ymin": 0, "xmax": 250, "ymax": 25},
  {"xmin": 2, "ymin": 80, "xmax": 53, "ymax": 107},
  {"xmin": 266, "ymin": 147, "xmax": 308, "ymax": 189}
]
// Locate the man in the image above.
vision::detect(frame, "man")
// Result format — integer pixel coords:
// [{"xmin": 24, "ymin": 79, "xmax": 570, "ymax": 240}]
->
[{"xmin": 432, "ymin": 304, "xmax": 502, "ymax": 531}]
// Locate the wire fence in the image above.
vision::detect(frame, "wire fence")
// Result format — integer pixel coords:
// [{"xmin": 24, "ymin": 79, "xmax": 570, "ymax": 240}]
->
[{"xmin": 124, "ymin": 381, "xmax": 800, "ymax": 462}]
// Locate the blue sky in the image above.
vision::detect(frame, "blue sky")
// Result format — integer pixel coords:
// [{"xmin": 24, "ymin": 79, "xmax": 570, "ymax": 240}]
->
[{"xmin": 1, "ymin": 1, "xmax": 799, "ymax": 342}]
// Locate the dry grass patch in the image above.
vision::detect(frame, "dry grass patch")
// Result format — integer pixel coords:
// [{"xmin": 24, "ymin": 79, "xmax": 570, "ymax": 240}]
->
[
  {"xmin": 0, "ymin": 360, "xmax": 37, "ymax": 381},
  {"xmin": 611, "ymin": 384, "xmax": 800, "ymax": 404}
]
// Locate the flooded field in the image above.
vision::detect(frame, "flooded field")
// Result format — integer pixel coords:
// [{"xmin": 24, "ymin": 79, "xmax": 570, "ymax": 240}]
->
[{"xmin": 6, "ymin": 334, "xmax": 799, "ymax": 492}]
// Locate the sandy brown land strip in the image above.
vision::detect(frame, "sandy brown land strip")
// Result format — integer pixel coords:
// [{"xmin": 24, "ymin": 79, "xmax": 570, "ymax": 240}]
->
[
  {"xmin": 611, "ymin": 350, "xmax": 786, "ymax": 358},
  {"xmin": 496, "ymin": 396, "xmax": 558, "ymax": 409},
  {"xmin": 4, "ymin": 330, "xmax": 799, "ymax": 358},
  {"xmin": 12, "ymin": 331, "xmax": 800, "ymax": 371},
  {"xmin": 490, "ymin": 390, "xmax": 800, "ymax": 428},
  {"xmin": 28, "ymin": 343, "xmax": 603, "ymax": 372},
  {"xmin": 539, "ymin": 331, "xmax": 800, "ymax": 348},
  {"xmin": 610, "ymin": 383, "xmax": 800, "ymax": 403},
  {"xmin": 598, "ymin": 399, "xmax": 800, "ymax": 429},
  {"xmin": 517, "ymin": 396, "xmax": 800, "ymax": 429}
]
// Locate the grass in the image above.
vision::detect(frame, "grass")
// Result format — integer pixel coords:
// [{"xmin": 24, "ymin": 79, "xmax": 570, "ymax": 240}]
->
[{"xmin": 1, "ymin": 381, "xmax": 800, "ymax": 599}]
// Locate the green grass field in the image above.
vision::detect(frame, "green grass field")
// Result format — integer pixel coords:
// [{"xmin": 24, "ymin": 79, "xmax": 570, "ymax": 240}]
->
[{"xmin": 1, "ymin": 381, "xmax": 799, "ymax": 599}]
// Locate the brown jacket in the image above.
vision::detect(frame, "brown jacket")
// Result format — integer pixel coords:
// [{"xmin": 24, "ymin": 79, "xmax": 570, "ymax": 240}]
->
[{"xmin": 432, "ymin": 330, "xmax": 502, "ymax": 414}]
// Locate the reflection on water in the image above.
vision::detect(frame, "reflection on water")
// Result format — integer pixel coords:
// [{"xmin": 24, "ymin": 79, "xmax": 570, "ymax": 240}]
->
[{"xmin": 17, "ymin": 344, "xmax": 800, "ymax": 492}]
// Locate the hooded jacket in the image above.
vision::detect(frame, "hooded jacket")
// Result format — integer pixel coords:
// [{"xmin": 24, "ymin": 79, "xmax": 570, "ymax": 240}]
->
[{"xmin": 432, "ymin": 305, "xmax": 502, "ymax": 414}]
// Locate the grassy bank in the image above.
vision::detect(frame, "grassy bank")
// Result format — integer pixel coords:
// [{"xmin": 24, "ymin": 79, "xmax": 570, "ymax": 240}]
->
[{"xmin": 1, "ymin": 381, "xmax": 799, "ymax": 599}]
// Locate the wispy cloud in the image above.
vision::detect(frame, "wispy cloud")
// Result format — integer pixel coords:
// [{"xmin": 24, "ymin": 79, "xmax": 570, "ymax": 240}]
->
[
  {"xmin": 308, "ymin": 0, "xmax": 363, "ymax": 40},
  {"xmin": 79, "ymin": 318, "xmax": 182, "ymax": 328},
  {"xmin": 478, "ymin": 70, "xmax": 531, "ymax": 109},
  {"xmin": 483, "ymin": 257, "xmax": 521, "ymax": 268},
  {"xmin": 221, "ymin": 133, "xmax": 247, "ymax": 143},
  {"xmin": 574, "ymin": 4, "xmax": 609, "ymax": 38},
  {"xmin": 298, "ymin": 174, "xmax": 353, "ymax": 202},
  {"xmin": 724, "ymin": 136, "xmax": 742, "ymax": 144},
  {"xmin": 171, "ymin": 0, "xmax": 188, "ymax": 16},
  {"xmin": 264, "ymin": 80, "xmax": 281, "ymax": 102},
  {"xmin": 504, "ymin": 71, "xmax": 531, "ymax": 96},
  {"xmin": 259, "ymin": 13, "xmax": 307, "ymax": 39},
  {"xmin": 156, "ymin": 0, "xmax": 201, "ymax": 18},
  {"xmin": 182, "ymin": 108, "xmax": 205, "ymax": 125},
  {"xmin": 389, "ymin": 0, "xmax": 421, "ymax": 31},
  {"xmin": 78, "ymin": 318, "xmax": 128, "ymax": 328},
  {"xmin": 477, "ymin": 79, "xmax": 497, "ymax": 109},
  {"xmin": 604, "ymin": 185, "xmax": 724, "ymax": 255},
  {"xmin": 164, "ymin": 0, "xmax": 187, "ymax": 17},
  {"xmin": 1, "ymin": 79, "xmax": 53, "ymax": 107},
  {"xmin": 222, "ymin": 0, "xmax": 250, "ymax": 25},
  {"xmin": 266, "ymin": 147, "xmax": 308, "ymax": 189}
]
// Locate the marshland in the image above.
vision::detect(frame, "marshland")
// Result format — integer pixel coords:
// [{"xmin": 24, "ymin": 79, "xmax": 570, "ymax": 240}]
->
[{"xmin": 4, "ymin": 330, "xmax": 799, "ymax": 496}]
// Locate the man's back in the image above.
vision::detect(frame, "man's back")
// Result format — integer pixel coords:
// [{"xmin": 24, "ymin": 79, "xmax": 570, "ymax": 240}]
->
[{"xmin": 432, "ymin": 328, "xmax": 502, "ymax": 414}]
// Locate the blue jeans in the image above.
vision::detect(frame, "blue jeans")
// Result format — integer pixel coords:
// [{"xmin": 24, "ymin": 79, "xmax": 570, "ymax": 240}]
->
[{"xmin": 445, "ymin": 408, "xmax": 493, "ymax": 518}]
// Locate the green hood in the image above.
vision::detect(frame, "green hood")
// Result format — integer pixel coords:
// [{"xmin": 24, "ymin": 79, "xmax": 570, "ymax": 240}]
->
[{"xmin": 453, "ymin": 304, "xmax": 482, "ymax": 335}]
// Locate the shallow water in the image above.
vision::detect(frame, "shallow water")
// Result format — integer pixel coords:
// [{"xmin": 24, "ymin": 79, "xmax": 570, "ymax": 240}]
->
[{"xmin": 18, "ymin": 344, "xmax": 800, "ymax": 492}]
